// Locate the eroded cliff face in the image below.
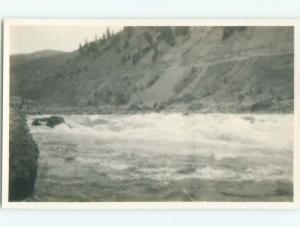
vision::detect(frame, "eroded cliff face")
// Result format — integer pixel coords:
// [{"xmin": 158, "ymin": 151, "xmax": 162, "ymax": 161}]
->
[
  {"xmin": 9, "ymin": 105, "xmax": 39, "ymax": 201},
  {"xmin": 10, "ymin": 26, "xmax": 294, "ymax": 113}
]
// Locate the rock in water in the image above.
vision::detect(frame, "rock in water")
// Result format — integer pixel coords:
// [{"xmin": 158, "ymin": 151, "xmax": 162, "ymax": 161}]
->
[
  {"xmin": 32, "ymin": 116, "xmax": 65, "ymax": 128},
  {"xmin": 9, "ymin": 106, "xmax": 39, "ymax": 201},
  {"xmin": 45, "ymin": 116, "xmax": 65, "ymax": 128}
]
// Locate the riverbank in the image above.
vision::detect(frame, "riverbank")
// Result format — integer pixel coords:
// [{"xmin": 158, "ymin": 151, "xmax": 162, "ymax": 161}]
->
[
  {"xmin": 9, "ymin": 106, "xmax": 39, "ymax": 201},
  {"xmin": 23, "ymin": 101, "xmax": 294, "ymax": 115}
]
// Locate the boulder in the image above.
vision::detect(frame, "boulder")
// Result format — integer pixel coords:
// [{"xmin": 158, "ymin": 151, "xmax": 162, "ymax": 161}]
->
[
  {"xmin": 9, "ymin": 106, "xmax": 39, "ymax": 201},
  {"xmin": 32, "ymin": 116, "xmax": 65, "ymax": 128}
]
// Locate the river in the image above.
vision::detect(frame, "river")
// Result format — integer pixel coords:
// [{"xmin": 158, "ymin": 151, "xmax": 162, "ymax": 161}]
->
[{"xmin": 27, "ymin": 113, "xmax": 293, "ymax": 202}]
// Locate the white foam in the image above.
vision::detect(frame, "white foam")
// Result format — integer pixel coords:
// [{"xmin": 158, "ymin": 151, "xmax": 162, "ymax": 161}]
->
[{"xmin": 28, "ymin": 113, "xmax": 293, "ymax": 182}]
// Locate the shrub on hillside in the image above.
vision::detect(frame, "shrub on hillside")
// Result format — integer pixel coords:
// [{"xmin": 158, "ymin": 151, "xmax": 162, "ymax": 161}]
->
[
  {"xmin": 143, "ymin": 31, "xmax": 153, "ymax": 44},
  {"xmin": 114, "ymin": 92, "xmax": 129, "ymax": 105},
  {"xmin": 112, "ymin": 34, "xmax": 120, "ymax": 45},
  {"xmin": 124, "ymin": 27, "xmax": 134, "ymax": 39},
  {"xmin": 123, "ymin": 40, "xmax": 130, "ymax": 49},
  {"xmin": 158, "ymin": 27, "xmax": 176, "ymax": 46},
  {"xmin": 115, "ymin": 47, "xmax": 121, "ymax": 53},
  {"xmin": 142, "ymin": 46, "xmax": 152, "ymax": 55},
  {"xmin": 174, "ymin": 27, "xmax": 190, "ymax": 36},
  {"xmin": 238, "ymin": 94, "xmax": 245, "ymax": 102},
  {"xmin": 86, "ymin": 42, "xmax": 99, "ymax": 55},
  {"xmin": 180, "ymin": 93, "xmax": 196, "ymax": 103},
  {"xmin": 222, "ymin": 26, "xmax": 247, "ymax": 40},
  {"xmin": 56, "ymin": 72, "xmax": 62, "ymax": 78},
  {"xmin": 121, "ymin": 55, "xmax": 127, "ymax": 63},
  {"xmin": 152, "ymin": 45, "xmax": 159, "ymax": 62},
  {"xmin": 87, "ymin": 99, "xmax": 94, "ymax": 106},
  {"xmin": 250, "ymin": 99, "xmax": 272, "ymax": 112},
  {"xmin": 187, "ymin": 102, "xmax": 203, "ymax": 111},
  {"xmin": 132, "ymin": 49, "xmax": 141, "ymax": 65}
]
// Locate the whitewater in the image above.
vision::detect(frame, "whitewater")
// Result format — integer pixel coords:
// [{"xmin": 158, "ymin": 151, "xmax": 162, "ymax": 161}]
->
[{"xmin": 27, "ymin": 113, "xmax": 293, "ymax": 202}]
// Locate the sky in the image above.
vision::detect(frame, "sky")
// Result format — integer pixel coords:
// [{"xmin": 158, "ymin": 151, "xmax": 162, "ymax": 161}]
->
[{"xmin": 10, "ymin": 25, "xmax": 123, "ymax": 54}]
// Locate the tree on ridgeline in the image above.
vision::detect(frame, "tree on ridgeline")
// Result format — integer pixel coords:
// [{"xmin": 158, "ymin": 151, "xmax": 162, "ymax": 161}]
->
[
  {"xmin": 79, "ymin": 43, "xmax": 84, "ymax": 54},
  {"xmin": 102, "ymin": 33, "xmax": 106, "ymax": 42},
  {"xmin": 106, "ymin": 27, "xmax": 111, "ymax": 39},
  {"xmin": 84, "ymin": 38, "xmax": 88, "ymax": 48}
]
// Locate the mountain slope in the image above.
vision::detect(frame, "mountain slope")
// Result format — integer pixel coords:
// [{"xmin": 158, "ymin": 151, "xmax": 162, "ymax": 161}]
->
[
  {"xmin": 10, "ymin": 26, "xmax": 294, "ymax": 113},
  {"xmin": 10, "ymin": 50, "xmax": 66, "ymax": 67}
]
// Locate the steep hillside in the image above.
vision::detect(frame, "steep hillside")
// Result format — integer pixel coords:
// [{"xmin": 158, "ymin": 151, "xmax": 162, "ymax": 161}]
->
[
  {"xmin": 10, "ymin": 50, "xmax": 66, "ymax": 67},
  {"xmin": 10, "ymin": 26, "xmax": 294, "ymax": 113},
  {"xmin": 10, "ymin": 51, "xmax": 74, "ymax": 103}
]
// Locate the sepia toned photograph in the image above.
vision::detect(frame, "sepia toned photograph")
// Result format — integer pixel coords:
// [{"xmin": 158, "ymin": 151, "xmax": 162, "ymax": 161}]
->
[{"xmin": 2, "ymin": 19, "xmax": 299, "ymax": 208}]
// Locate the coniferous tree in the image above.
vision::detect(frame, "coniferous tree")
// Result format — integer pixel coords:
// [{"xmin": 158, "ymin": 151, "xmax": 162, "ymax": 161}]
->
[
  {"xmin": 79, "ymin": 43, "xmax": 83, "ymax": 53},
  {"xmin": 106, "ymin": 28, "xmax": 111, "ymax": 39},
  {"xmin": 102, "ymin": 33, "xmax": 106, "ymax": 43}
]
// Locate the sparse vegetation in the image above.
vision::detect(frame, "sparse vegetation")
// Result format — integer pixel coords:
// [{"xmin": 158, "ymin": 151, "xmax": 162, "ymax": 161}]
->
[
  {"xmin": 158, "ymin": 27, "xmax": 176, "ymax": 46},
  {"xmin": 174, "ymin": 27, "xmax": 190, "ymax": 36},
  {"xmin": 87, "ymin": 99, "xmax": 94, "ymax": 106},
  {"xmin": 187, "ymin": 102, "xmax": 203, "ymax": 111},
  {"xmin": 238, "ymin": 94, "xmax": 245, "ymax": 102},
  {"xmin": 77, "ymin": 27, "xmax": 119, "ymax": 59},
  {"xmin": 152, "ymin": 45, "xmax": 159, "ymax": 62},
  {"xmin": 121, "ymin": 55, "xmax": 127, "ymax": 63},
  {"xmin": 10, "ymin": 26, "xmax": 294, "ymax": 114},
  {"xmin": 250, "ymin": 99, "xmax": 272, "ymax": 112},
  {"xmin": 142, "ymin": 46, "xmax": 152, "ymax": 55},
  {"xmin": 123, "ymin": 40, "xmax": 130, "ymax": 49},
  {"xmin": 222, "ymin": 26, "xmax": 247, "ymax": 40},
  {"xmin": 132, "ymin": 48, "xmax": 142, "ymax": 65},
  {"xmin": 56, "ymin": 72, "xmax": 62, "ymax": 78},
  {"xmin": 143, "ymin": 31, "xmax": 153, "ymax": 44},
  {"xmin": 124, "ymin": 27, "xmax": 134, "ymax": 39},
  {"xmin": 113, "ymin": 92, "xmax": 129, "ymax": 105}
]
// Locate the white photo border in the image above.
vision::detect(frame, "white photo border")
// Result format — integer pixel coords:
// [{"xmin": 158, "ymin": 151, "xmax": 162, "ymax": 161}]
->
[{"xmin": 2, "ymin": 18, "xmax": 300, "ymax": 209}]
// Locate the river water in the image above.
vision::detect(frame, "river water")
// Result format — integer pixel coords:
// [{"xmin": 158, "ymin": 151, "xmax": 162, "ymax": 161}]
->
[{"xmin": 27, "ymin": 113, "xmax": 293, "ymax": 202}]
